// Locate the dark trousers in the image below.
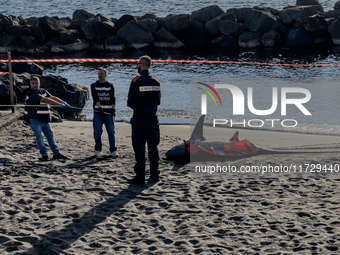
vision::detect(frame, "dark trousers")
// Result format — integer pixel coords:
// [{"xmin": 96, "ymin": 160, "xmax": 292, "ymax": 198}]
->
[{"xmin": 131, "ymin": 115, "xmax": 160, "ymax": 180}]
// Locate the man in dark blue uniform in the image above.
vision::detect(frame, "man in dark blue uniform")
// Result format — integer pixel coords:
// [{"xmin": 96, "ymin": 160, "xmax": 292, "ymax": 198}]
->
[{"xmin": 127, "ymin": 56, "xmax": 161, "ymax": 184}]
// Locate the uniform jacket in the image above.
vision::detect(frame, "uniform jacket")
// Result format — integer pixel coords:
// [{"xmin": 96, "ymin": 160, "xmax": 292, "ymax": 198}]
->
[{"xmin": 127, "ymin": 70, "xmax": 161, "ymax": 116}]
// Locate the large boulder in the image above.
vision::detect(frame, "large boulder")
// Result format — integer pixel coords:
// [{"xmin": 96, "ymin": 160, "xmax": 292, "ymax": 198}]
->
[
  {"xmin": 0, "ymin": 83, "xmax": 18, "ymax": 107},
  {"xmin": 0, "ymin": 34, "xmax": 17, "ymax": 53},
  {"xmin": 0, "ymin": 73, "xmax": 30, "ymax": 102},
  {"xmin": 279, "ymin": 5, "xmax": 324, "ymax": 25},
  {"xmin": 117, "ymin": 21, "xmax": 154, "ymax": 49},
  {"xmin": 72, "ymin": 9, "xmax": 95, "ymax": 22},
  {"xmin": 153, "ymin": 27, "xmax": 185, "ymax": 48},
  {"xmin": 238, "ymin": 32, "xmax": 262, "ymax": 48},
  {"xmin": 39, "ymin": 16, "xmax": 70, "ymax": 41},
  {"xmin": 62, "ymin": 39, "xmax": 90, "ymax": 52},
  {"xmin": 105, "ymin": 36, "xmax": 126, "ymax": 51},
  {"xmin": 218, "ymin": 20, "xmax": 247, "ymax": 37},
  {"xmin": 205, "ymin": 12, "xmax": 237, "ymax": 36},
  {"xmin": 233, "ymin": 8, "xmax": 282, "ymax": 33},
  {"xmin": 212, "ymin": 35, "xmax": 238, "ymax": 48},
  {"xmin": 6, "ymin": 25, "xmax": 23, "ymax": 36},
  {"xmin": 171, "ymin": 22, "xmax": 210, "ymax": 48},
  {"xmin": 0, "ymin": 15, "xmax": 20, "ymax": 31},
  {"xmin": 82, "ymin": 14, "xmax": 117, "ymax": 41},
  {"xmin": 296, "ymin": 0, "xmax": 323, "ymax": 6},
  {"xmin": 114, "ymin": 14, "xmax": 136, "ymax": 30},
  {"xmin": 285, "ymin": 28, "xmax": 313, "ymax": 47},
  {"xmin": 137, "ymin": 18, "xmax": 158, "ymax": 34},
  {"xmin": 60, "ymin": 29, "xmax": 80, "ymax": 44},
  {"xmin": 335, "ymin": 2, "xmax": 340, "ymax": 11},
  {"xmin": 191, "ymin": 5, "xmax": 224, "ymax": 24},
  {"xmin": 42, "ymin": 37, "xmax": 62, "ymax": 51},
  {"xmin": 163, "ymin": 14, "xmax": 192, "ymax": 30},
  {"xmin": 37, "ymin": 75, "xmax": 89, "ymax": 119},
  {"xmin": 260, "ymin": 30, "xmax": 281, "ymax": 47},
  {"xmin": 16, "ymin": 36, "xmax": 43, "ymax": 53},
  {"xmin": 0, "ymin": 60, "xmax": 44, "ymax": 75},
  {"xmin": 328, "ymin": 18, "xmax": 340, "ymax": 44}
]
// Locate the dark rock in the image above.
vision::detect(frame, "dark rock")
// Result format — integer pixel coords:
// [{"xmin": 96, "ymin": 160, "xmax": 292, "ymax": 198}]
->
[
  {"xmin": 205, "ymin": 13, "xmax": 237, "ymax": 36},
  {"xmin": 137, "ymin": 18, "xmax": 158, "ymax": 34},
  {"xmin": 212, "ymin": 35, "xmax": 238, "ymax": 48},
  {"xmin": 117, "ymin": 21, "xmax": 154, "ymax": 49},
  {"xmin": 0, "ymin": 83, "xmax": 18, "ymax": 106},
  {"xmin": 153, "ymin": 27, "xmax": 184, "ymax": 48},
  {"xmin": 253, "ymin": 6, "xmax": 280, "ymax": 16},
  {"xmin": 285, "ymin": 27, "xmax": 313, "ymax": 47},
  {"xmin": 172, "ymin": 22, "xmax": 210, "ymax": 48},
  {"xmin": 42, "ymin": 38, "xmax": 62, "ymax": 51},
  {"xmin": 6, "ymin": 25, "xmax": 23, "ymax": 36},
  {"xmin": 234, "ymin": 8, "xmax": 282, "ymax": 33},
  {"xmin": 191, "ymin": 5, "xmax": 224, "ymax": 24},
  {"xmin": 218, "ymin": 20, "xmax": 247, "ymax": 37},
  {"xmin": 328, "ymin": 18, "xmax": 340, "ymax": 44},
  {"xmin": 62, "ymin": 39, "xmax": 90, "ymax": 52},
  {"xmin": 260, "ymin": 30, "xmax": 281, "ymax": 47},
  {"xmin": 60, "ymin": 29, "xmax": 80, "ymax": 44},
  {"xmin": 72, "ymin": 9, "xmax": 95, "ymax": 22},
  {"xmin": 0, "ymin": 15, "xmax": 20, "ymax": 30},
  {"xmin": 114, "ymin": 14, "xmax": 136, "ymax": 30},
  {"xmin": 0, "ymin": 27, "xmax": 5, "ymax": 38},
  {"xmin": 279, "ymin": 6, "xmax": 324, "ymax": 25},
  {"xmin": 39, "ymin": 16, "xmax": 70, "ymax": 41},
  {"xmin": 82, "ymin": 14, "xmax": 117, "ymax": 41},
  {"xmin": 16, "ymin": 36, "xmax": 43, "ymax": 53},
  {"xmin": 0, "ymin": 73, "xmax": 30, "ymax": 102},
  {"xmin": 335, "ymin": 2, "xmax": 340, "ymax": 11},
  {"xmin": 18, "ymin": 16, "xmax": 28, "ymax": 25},
  {"xmin": 90, "ymin": 41, "xmax": 105, "ymax": 51},
  {"xmin": 105, "ymin": 36, "xmax": 125, "ymax": 51},
  {"xmin": 163, "ymin": 14, "xmax": 192, "ymax": 30},
  {"xmin": 31, "ymin": 25, "xmax": 45, "ymax": 45},
  {"xmin": 296, "ymin": 0, "xmax": 323, "ymax": 6},
  {"xmin": 238, "ymin": 32, "xmax": 262, "ymax": 48},
  {"xmin": 0, "ymin": 34, "xmax": 17, "ymax": 53},
  {"xmin": 37, "ymin": 74, "xmax": 89, "ymax": 119},
  {"xmin": 26, "ymin": 17, "xmax": 39, "ymax": 26}
]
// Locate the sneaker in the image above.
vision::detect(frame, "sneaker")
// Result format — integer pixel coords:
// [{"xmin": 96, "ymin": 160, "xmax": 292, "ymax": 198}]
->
[
  {"xmin": 94, "ymin": 151, "xmax": 102, "ymax": 157},
  {"xmin": 111, "ymin": 151, "xmax": 119, "ymax": 158},
  {"xmin": 40, "ymin": 155, "xmax": 49, "ymax": 161},
  {"xmin": 53, "ymin": 154, "xmax": 69, "ymax": 160},
  {"xmin": 127, "ymin": 177, "xmax": 145, "ymax": 184}
]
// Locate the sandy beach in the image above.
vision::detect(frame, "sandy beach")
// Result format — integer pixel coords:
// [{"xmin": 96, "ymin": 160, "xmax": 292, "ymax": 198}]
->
[{"xmin": 1, "ymin": 115, "xmax": 340, "ymax": 254}]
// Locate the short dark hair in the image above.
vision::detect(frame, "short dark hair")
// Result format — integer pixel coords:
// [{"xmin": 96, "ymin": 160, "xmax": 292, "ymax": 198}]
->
[
  {"xmin": 30, "ymin": 76, "xmax": 40, "ymax": 82},
  {"xmin": 139, "ymin": 55, "xmax": 152, "ymax": 67},
  {"xmin": 98, "ymin": 67, "xmax": 107, "ymax": 74}
]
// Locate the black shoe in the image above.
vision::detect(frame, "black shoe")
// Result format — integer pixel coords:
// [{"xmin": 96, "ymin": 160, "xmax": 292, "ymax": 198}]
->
[
  {"xmin": 127, "ymin": 177, "xmax": 145, "ymax": 184},
  {"xmin": 149, "ymin": 176, "xmax": 160, "ymax": 182},
  {"xmin": 53, "ymin": 154, "xmax": 69, "ymax": 160},
  {"xmin": 40, "ymin": 155, "xmax": 49, "ymax": 161}
]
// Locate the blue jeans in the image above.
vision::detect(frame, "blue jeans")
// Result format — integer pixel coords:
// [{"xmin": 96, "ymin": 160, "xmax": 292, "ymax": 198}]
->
[
  {"xmin": 30, "ymin": 119, "xmax": 60, "ymax": 156},
  {"xmin": 93, "ymin": 112, "xmax": 117, "ymax": 152}
]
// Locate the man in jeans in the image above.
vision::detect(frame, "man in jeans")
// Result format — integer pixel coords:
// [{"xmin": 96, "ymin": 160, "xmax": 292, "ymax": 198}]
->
[
  {"xmin": 24, "ymin": 76, "xmax": 69, "ymax": 161},
  {"xmin": 91, "ymin": 68, "xmax": 118, "ymax": 158}
]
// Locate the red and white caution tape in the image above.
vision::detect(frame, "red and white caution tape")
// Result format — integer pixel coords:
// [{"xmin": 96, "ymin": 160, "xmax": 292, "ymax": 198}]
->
[{"xmin": 0, "ymin": 58, "xmax": 338, "ymax": 67}]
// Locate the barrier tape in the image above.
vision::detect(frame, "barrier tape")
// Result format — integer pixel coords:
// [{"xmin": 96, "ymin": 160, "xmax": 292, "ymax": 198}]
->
[{"xmin": 0, "ymin": 58, "xmax": 338, "ymax": 67}]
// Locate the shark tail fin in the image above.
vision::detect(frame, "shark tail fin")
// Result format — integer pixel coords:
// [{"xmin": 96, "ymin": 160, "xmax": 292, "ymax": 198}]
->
[{"xmin": 229, "ymin": 131, "xmax": 239, "ymax": 142}]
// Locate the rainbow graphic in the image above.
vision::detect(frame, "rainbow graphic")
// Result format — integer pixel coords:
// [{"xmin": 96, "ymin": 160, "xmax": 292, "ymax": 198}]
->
[{"xmin": 197, "ymin": 82, "xmax": 223, "ymax": 106}]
